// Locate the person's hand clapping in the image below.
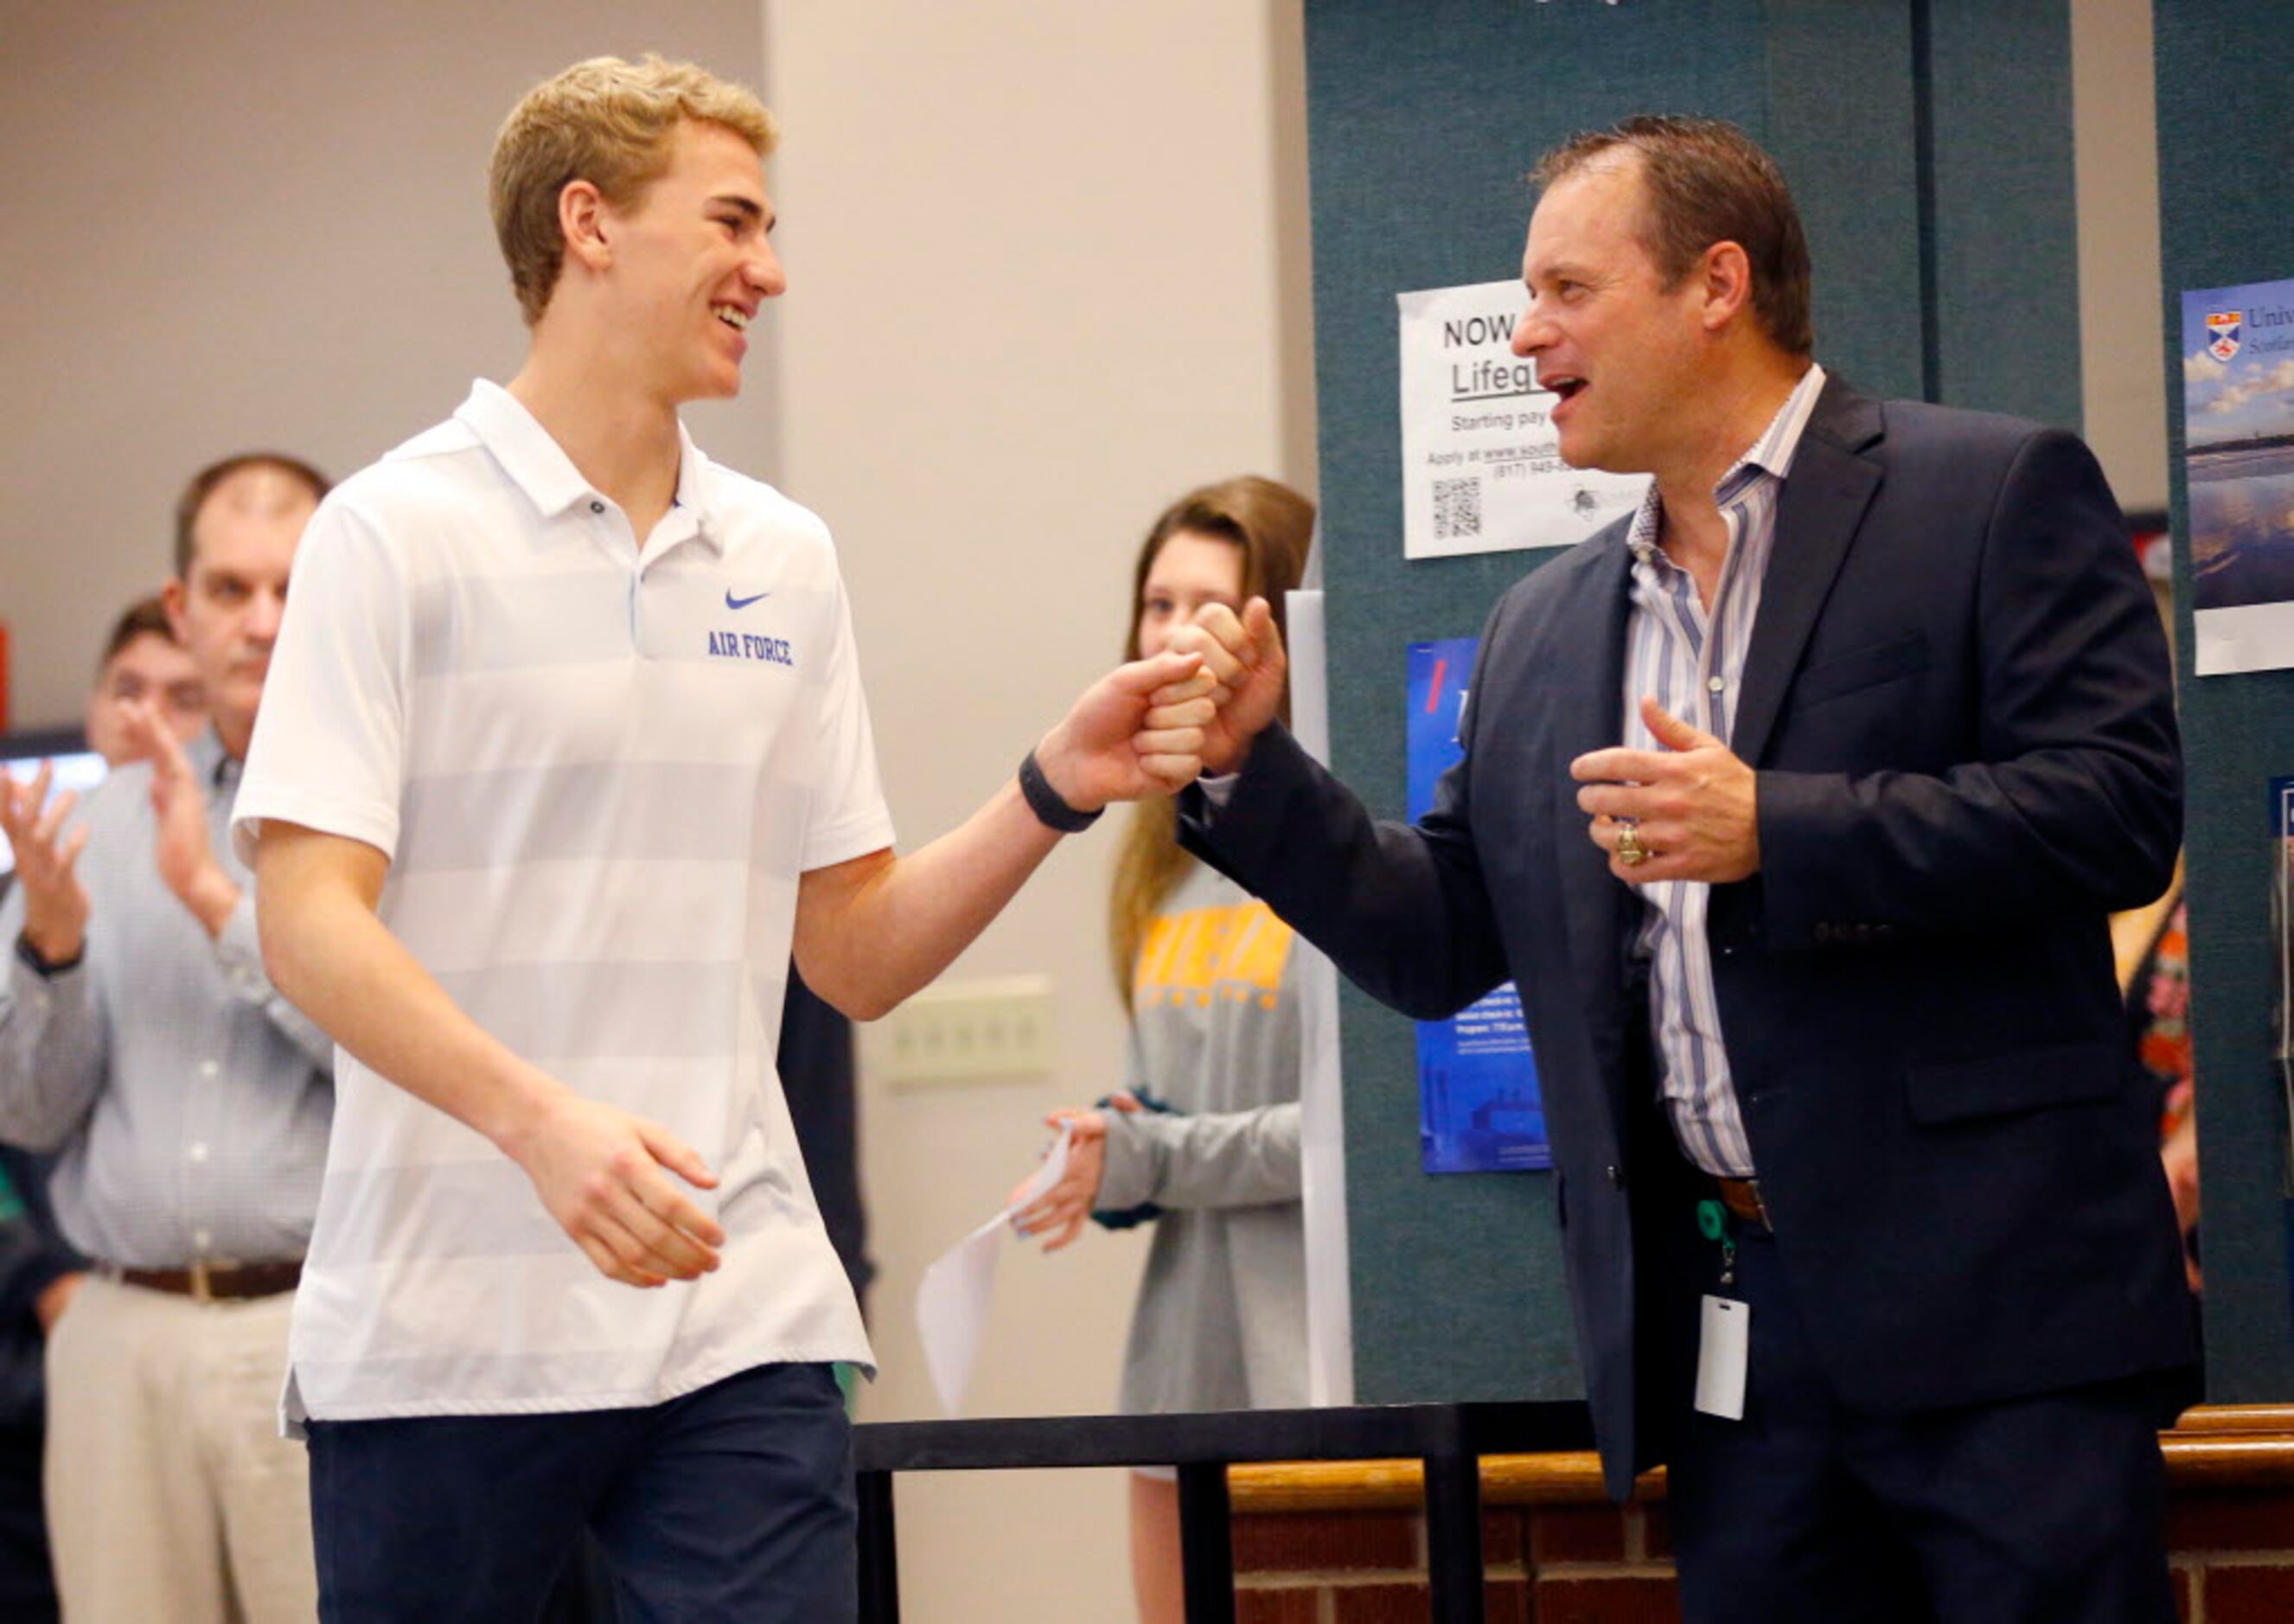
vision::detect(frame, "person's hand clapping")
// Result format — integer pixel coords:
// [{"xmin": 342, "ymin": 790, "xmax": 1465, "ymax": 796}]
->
[
  {"xmin": 0, "ymin": 761, "xmax": 91, "ymax": 966},
  {"xmin": 121, "ymin": 700, "xmax": 240, "ymax": 937}
]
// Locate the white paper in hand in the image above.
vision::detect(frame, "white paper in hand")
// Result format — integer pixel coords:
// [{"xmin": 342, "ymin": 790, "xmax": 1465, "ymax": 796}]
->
[{"xmin": 915, "ymin": 1122, "xmax": 1073, "ymax": 1416}]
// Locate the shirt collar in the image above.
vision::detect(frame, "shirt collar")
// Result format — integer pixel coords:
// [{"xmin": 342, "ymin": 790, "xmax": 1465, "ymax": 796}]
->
[
  {"xmin": 1626, "ymin": 361, "xmax": 1827, "ymax": 566},
  {"xmin": 1735, "ymin": 361, "xmax": 1827, "ymax": 483},
  {"xmin": 453, "ymin": 380, "xmax": 723, "ymax": 554}
]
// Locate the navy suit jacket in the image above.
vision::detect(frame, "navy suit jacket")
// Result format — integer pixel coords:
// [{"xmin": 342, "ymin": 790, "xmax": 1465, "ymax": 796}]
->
[{"xmin": 1181, "ymin": 377, "xmax": 2195, "ymax": 1498}]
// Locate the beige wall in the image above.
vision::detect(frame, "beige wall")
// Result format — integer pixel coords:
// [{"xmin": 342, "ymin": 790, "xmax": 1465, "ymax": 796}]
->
[
  {"xmin": 0, "ymin": 1, "xmax": 783, "ymax": 730},
  {"xmin": 759, "ymin": 4, "xmax": 1312, "ymax": 1617}
]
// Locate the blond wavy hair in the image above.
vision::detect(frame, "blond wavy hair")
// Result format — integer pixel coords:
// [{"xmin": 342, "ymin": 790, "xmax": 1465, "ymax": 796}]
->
[
  {"xmin": 1108, "ymin": 476, "xmax": 1314, "ymax": 1005},
  {"xmin": 489, "ymin": 54, "xmax": 779, "ymax": 325}
]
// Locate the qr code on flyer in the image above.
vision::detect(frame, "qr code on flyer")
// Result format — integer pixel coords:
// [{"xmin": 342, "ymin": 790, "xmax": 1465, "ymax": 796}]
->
[{"xmin": 1433, "ymin": 476, "xmax": 1482, "ymax": 541}]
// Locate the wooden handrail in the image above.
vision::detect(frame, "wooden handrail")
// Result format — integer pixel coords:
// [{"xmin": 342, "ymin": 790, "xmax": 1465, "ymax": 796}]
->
[{"xmin": 1226, "ymin": 1404, "xmax": 2294, "ymax": 1512}]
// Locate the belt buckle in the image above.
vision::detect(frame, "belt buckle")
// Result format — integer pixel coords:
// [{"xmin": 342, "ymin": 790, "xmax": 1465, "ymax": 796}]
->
[{"xmin": 189, "ymin": 1257, "xmax": 213, "ymax": 1306}]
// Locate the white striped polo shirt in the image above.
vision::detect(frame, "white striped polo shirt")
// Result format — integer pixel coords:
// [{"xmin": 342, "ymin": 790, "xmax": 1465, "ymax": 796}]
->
[{"xmin": 235, "ymin": 380, "xmax": 891, "ymax": 1426}]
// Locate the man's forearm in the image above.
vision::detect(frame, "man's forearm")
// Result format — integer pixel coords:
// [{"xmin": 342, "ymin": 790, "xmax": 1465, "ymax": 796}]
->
[
  {"xmin": 796, "ymin": 650, "xmax": 1215, "ymax": 1020},
  {"xmin": 1180, "ymin": 725, "xmax": 1511, "ymax": 1022},
  {"xmin": 796, "ymin": 781, "xmax": 1062, "ymax": 1021},
  {"xmin": 215, "ymin": 895, "xmax": 344, "ymax": 1070},
  {"xmin": 176, "ymin": 866, "xmax": 242, "ymax": 943},
  {"xmin": 1104, "ymin": 1102, "xmax": 1303, "ymax": 1211},
  {"xmin": 257, "ymin": 866, "xmax": 556, "ymax": 1152},
  {"xmin": 257, "ymin": 828, "xmax": 726, "ymax": 1288},
  {"xmin": 0, "ymin": 886, "xmax": 106, "ymax": 1151}
]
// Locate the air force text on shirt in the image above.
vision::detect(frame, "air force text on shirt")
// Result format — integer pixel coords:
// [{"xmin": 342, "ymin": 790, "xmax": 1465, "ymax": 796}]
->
[{"xmin": 707, "ymin": 629, "xmax": 795, "ymax": 666}]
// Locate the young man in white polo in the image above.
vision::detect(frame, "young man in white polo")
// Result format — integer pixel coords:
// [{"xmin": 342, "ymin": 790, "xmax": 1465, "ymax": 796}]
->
[{"xmin": 233, "ymin": 55, "xmax": 1212, "ymax": 1621}]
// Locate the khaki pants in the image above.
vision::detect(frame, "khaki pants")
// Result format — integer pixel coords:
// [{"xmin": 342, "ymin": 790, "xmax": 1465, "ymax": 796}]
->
[{"xmin": 45, "ymin": 1275, "xmax": 316, "ymax": 1624}]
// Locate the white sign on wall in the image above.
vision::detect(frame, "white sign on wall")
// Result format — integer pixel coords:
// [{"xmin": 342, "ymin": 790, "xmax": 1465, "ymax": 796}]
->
[{"xmin": 1396, "ymin": 279, "xmax": 1645, "ymax": 559}]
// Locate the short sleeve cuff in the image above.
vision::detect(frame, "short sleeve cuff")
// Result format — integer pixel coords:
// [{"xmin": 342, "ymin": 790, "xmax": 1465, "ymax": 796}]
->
[
  {"xmin": 800, "ymin": 809, "xmax": 896, "ymax": 874},
  {"xmin": 230, "ymin": 796, "xmax": 401, "ymax": 872}
]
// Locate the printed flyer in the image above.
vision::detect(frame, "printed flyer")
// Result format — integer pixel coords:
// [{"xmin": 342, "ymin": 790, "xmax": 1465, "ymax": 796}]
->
[{"xmin": 1396, "ymin": 280, "xmax": 1646, "ymax": 559}]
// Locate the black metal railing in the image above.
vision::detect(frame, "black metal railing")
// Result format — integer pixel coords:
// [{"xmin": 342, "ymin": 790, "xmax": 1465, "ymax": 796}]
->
[{"xmin": 853, "ymin": 1400, "xmax": 1595, "ymax": 1622}]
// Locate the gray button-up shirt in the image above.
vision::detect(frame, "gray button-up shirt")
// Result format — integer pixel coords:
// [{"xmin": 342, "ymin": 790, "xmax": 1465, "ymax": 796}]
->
[{"xmin": 0, "ymin": 731, "xmax": 331, "ymax": 1266}]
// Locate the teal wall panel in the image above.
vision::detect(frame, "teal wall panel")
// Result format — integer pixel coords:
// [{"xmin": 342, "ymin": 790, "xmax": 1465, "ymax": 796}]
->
[
  {"xmin": 1303, "ymin": 0, "xmax": 2080, "ymax": 1403},
  {"xmin": 1759, "ymin": 1, "xmax": 1925, "ymax": 401},
  {"xmin": 1927, "ymin": 0, "xmax": 2081, "ymax": 427},
  {"xmin": 2155, "ymin": 1, "xmax": 2294, "ymax": 1400}
]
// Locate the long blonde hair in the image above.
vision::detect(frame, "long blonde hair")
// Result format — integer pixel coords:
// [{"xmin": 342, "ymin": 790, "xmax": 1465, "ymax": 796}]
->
[{"xmin": 1108, "ymin": 476, "xmax": 1314, "ymax": 1004}]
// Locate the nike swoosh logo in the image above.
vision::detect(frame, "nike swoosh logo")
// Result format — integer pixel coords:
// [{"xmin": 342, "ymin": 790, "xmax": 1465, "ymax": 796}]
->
[{"xmin": 725, "ymin": 589, "xmax": 772, "ymax": 611}]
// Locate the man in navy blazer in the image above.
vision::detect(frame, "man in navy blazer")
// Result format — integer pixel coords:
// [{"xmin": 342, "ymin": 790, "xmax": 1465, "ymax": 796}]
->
[{"xmin": 1168, "ymin": 118, "xmax": 2191, "ymax": 1621}]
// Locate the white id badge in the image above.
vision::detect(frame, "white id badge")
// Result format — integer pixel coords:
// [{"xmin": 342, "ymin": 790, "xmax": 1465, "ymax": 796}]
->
[{"xmin": 1694, "ymin": 1295, "xmax": 1749, "ymax": 1420}]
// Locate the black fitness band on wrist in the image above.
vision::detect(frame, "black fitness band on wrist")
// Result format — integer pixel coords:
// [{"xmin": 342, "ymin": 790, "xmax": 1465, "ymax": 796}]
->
[{"xmin": 1017, "ymin": 749, "xmax": 1102, "ymax": 834}]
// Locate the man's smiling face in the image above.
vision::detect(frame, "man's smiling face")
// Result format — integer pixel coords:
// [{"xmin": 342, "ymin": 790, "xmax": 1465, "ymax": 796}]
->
[{"xmin": 600, "ymin": 118, "xmax": 786, "ymax": 406}]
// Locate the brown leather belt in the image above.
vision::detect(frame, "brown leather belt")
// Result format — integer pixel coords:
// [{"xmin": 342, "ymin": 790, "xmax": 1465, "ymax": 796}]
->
[
  {"xmin": 1712, "ymin": 1176, "xmax": 1770, "ymax": 1228},
  {"xmin": 106, "ymin": 1258, "xmax": 302, "ymax": 1304}
]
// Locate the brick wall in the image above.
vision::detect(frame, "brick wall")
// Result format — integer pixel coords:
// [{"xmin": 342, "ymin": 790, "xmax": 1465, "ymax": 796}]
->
[
  {"xmin": 1233, "ymin": 1500, "xmax": 1673, "ymax": 1624},
  {"xmin": 1228, "ymin": 1417, "xmax": 2294, "ymax": 1622},
  {"xmin": 2169, "ymin": 1487, "xmax": 2294, "ymax": 1621}
]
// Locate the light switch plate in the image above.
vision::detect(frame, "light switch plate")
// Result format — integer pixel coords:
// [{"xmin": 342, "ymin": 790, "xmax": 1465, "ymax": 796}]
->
[{"xmin": 867, "ymin": 975, "xmax": 1054, "ymax": 1088}]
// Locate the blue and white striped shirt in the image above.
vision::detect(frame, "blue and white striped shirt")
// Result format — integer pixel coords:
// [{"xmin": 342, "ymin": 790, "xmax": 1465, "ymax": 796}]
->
[
  {"xmin": 1621, "ymin": 363, "xmax": 1826, "ymax": 1177},
  {"xmin": 0, "ymin": 732, "xmax": 335, "ymax": 1265}
]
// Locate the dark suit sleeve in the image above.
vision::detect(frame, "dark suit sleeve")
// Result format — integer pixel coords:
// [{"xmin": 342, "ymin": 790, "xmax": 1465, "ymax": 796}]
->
[
  {"xmin": 1756, "ymin": 427, "xmax": 2181, "ymax": 943},
  {"xmin": 1178, "ymin": 716, "xmax": 1511, "ymax": 1023}
]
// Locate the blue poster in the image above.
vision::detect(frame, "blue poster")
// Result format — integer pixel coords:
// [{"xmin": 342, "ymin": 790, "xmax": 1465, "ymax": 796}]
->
[{"xmin": 1409, "ymin": 639, "xmax": 1550, "ymax": 1173}]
